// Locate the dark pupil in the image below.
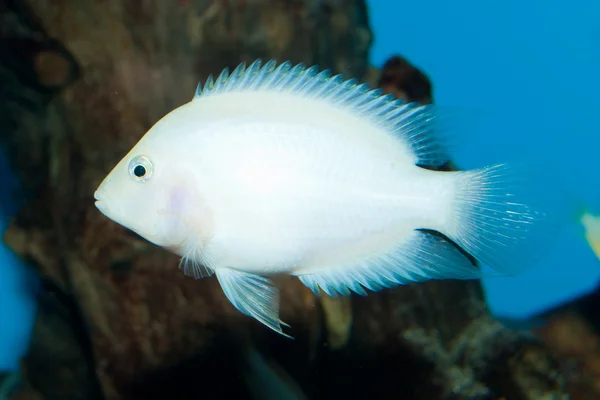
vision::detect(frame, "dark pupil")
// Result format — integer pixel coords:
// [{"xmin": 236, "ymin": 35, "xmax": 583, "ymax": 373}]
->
[{"xmin": 133, "ymin": 165, "xmax": 146, "ymax": 178}]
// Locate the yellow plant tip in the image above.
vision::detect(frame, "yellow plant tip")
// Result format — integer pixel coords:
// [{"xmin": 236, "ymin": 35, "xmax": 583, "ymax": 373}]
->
[{"xmin": 581, "ymin": 212, "xmax": 600, "ymax": 260}]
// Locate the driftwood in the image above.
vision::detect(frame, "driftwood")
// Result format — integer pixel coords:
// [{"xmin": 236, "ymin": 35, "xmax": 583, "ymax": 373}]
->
[{"xmin": 0, "ymin": 1, "xmax": 588, "ymax": 399}]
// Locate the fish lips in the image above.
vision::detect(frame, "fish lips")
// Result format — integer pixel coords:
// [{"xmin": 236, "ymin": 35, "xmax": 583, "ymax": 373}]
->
[{"xmin": 93, "ymin": 190, "xmax": 110, "ymax": 216}]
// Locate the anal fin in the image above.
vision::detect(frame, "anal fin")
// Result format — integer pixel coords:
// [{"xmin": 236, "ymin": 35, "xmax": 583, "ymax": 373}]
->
[
  {"xmin": 296, "ymin": 229, "xmax": 481, "ymax": 297},
  {"xmin": 215, "ymin": 268, "xmax": 292, "ymax": 338}
]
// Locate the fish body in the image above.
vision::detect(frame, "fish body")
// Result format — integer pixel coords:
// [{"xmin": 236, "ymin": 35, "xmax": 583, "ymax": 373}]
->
[{"xmin": 94, "ymin": 60, "xmax": 555, "ymax": 337}]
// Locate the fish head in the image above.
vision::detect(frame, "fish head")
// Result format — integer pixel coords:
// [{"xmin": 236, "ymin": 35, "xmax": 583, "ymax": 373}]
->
[{"xmin": 94, "ymin": 107, "xmax": 211, "ymax": 252}]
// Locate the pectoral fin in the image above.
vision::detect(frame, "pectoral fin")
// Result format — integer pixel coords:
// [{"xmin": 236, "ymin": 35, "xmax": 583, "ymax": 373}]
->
[
  {"xmin": 179, "ymin": 257, "xmax": 214, "ymax": 278},
  {"xmin": 215, "ymin": 268, "xmax": 292, "ymax": 338}
]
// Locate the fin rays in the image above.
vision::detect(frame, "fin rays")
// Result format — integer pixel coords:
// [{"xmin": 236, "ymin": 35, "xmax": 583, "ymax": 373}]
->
[
  {"xmin": 448, "ymin": 164, "xmax": 560, "ymax": 276},
  {"xmin": 216, "ymin": 268, "xmax": 292, "ymax": 338},
  {"xmin": 296, "ymin": 230, "xmax": 481, "ymax": 298},
  {"xmin": 179, "ymin": 245, "xmax": 214, "ymax": 279},
  {"xmin": 194, "ymin": 59, "xmax": 450, "ymax": 167}
]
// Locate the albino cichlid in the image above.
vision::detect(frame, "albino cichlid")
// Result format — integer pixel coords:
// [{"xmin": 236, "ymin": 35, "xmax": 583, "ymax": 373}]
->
[{"xmin": 94, "ymin": 59, "xmax": 557, "ymax": 337}]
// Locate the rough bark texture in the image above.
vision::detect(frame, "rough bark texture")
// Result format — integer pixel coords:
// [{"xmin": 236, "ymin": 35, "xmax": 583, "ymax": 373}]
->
[
  {"xmin": 0, "ymin": 1, "xmax": 586, "ymax": 399},
  {"xmin": 532, "ymin": 287, "xmax": 600, "ymax": 400}
]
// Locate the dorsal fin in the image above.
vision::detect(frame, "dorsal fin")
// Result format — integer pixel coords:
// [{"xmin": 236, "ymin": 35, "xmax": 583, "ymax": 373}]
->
[{"xmin": 193, "ymin": 59, "xmax": 450, "ymax": 167}]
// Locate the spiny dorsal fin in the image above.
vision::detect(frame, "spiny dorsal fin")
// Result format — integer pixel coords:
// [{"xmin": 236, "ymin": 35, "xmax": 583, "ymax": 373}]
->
[{"xmin": 193, "ymin": 59, "xmax": 450, "ymax": 167}]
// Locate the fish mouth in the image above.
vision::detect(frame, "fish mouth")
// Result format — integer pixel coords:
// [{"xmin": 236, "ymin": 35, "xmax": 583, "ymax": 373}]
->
[
  {"xmin": 93, "ymin": 190, "xmax": 108, "ymax": 214},
  {"xmin": 94, "ymin": 200, "xmax": 107, "ymax": 213}
]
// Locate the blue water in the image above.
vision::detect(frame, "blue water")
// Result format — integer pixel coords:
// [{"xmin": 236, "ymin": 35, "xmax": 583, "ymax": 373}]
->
[
  {"xmin": 1, "ymin": 0, "xmax": 600, "ymax": 371},
  {"xmin": 0, "ymin": 150, "xmax": 38, "ymax": 371}
]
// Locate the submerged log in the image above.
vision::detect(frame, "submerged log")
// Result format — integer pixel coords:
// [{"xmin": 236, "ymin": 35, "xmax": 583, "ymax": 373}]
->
[{"xmin": 0, "ymin": 1, "xmax": 579, "ymax": 399}]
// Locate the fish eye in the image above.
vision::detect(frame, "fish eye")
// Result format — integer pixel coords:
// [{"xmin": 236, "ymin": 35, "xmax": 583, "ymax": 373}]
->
[{"xmin": 128, "ymin": 156, "xmax": 154, "ymax": 183}]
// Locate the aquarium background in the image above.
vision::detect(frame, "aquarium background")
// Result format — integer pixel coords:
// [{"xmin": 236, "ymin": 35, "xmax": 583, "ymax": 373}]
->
[{"xmin": 0, "ymin": 0, "xmax": 599, "ymax": 393}]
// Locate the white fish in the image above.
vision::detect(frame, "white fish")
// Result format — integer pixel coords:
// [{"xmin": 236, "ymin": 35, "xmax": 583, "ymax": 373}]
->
[{"xmin": 94, "ymin": 59, "xmax": 556, "ymax": 337}]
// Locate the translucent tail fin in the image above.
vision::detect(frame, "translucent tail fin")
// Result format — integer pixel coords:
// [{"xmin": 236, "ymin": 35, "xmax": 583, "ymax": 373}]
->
[{"xmin": 445, "ymin": 163, "xmax": 565, "ymax": 276}]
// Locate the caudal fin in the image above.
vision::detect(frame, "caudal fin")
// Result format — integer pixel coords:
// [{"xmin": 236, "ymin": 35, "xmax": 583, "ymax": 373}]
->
[{"xmin": 445, "ymin": 163, "xmax": 564, "ymax": 276}]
